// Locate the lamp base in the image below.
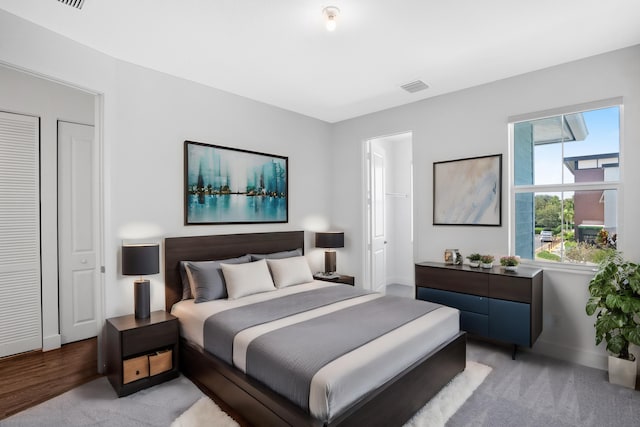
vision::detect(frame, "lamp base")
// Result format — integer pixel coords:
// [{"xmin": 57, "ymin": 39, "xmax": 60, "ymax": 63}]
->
[
  {"xmin": 134, "ymin": 279, "xmax": 150, "ymax": 319},
  {"xmin": 324, "ymin": 250, "xmax": 337, "ymax": 276}
]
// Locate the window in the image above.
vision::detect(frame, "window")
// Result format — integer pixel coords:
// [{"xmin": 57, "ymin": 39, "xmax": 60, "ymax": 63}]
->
[{"xmin": 510, "ymin": 99, "xmax": 621, "ymax": 265}]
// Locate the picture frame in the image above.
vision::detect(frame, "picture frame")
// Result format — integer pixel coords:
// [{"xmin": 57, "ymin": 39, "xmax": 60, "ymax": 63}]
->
[
  {"xmin": 433, "ymin": 154, "xmax": 502, "ymax": 226},
  {"xmin": 184, "ymin": 141, "xmax": 288, "ymax": 225}
]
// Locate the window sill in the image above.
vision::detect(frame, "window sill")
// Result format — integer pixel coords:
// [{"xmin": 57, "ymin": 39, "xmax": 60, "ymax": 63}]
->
[{"xmin": 519, "ymin": 259, "xmax": 598, "ymax": 276}]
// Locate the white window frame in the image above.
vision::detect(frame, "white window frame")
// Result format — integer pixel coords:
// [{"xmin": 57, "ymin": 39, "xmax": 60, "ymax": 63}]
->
[{"xmin": 508, "ymin": 97, "xmax": 624, "ymax": 271}]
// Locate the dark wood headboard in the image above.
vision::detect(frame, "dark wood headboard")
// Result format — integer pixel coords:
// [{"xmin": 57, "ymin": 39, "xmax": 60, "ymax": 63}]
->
[{"xmin": 164, "ymin": 231, "xmax": 305, "ymax": 311}]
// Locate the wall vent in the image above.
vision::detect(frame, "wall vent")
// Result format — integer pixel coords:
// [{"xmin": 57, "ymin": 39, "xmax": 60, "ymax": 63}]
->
[
  {"xmin": 400, "ymin": 80, "xmax": 429, "ymax": 93},
  {"xmin": 58, "ymin": 0, "xmax": 85, "ymax": 9}
]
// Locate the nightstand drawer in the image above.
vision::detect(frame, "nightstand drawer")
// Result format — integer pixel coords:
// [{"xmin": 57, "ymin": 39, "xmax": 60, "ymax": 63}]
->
[
  {"xmin": 122, "ymin": 321, "xmax": 178, "ymax": 358},
  {"xmin": 123, "ymin": 355, "xmax": 149, "ymax": 384},
  {"xmin": 149, "ymin": 349, "xmax": 172, "ymax": 376}
]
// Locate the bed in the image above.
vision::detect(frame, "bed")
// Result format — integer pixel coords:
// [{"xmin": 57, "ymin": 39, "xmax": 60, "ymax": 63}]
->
[{"xmin": 164, "ymin": 231, "xmax": 466, "ymax": 427}]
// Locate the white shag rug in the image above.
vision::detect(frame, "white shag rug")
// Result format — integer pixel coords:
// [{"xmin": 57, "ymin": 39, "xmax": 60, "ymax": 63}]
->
[
  {"xmin": 172, "ymin": 360, "xmax": 491, "ymax": 427},
  {"xmin": 171, "ymin": 395, "xmax": 240, "ymax": 427},
  {"xmin": 403, "ymin": 360, "xmax": 492, "ymax": 427}
]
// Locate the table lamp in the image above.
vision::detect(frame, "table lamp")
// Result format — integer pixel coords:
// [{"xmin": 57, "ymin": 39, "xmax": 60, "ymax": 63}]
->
[
  {"xmin": 315, "ymin": 231, "xmax": 344, "ymax": 278},
  {"xmin": 122, "ymin": 243, "xmax": 159, "ymax": 319}
]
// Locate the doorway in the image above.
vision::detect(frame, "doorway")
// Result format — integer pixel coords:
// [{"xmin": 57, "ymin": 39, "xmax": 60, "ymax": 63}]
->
[
  {"xmin": 58, "ymin": 121, "xmax": 100, "ymax": 344},
  {"xmin": 364, "ymin": 132, "xmax": 414, "ymax": 296}
]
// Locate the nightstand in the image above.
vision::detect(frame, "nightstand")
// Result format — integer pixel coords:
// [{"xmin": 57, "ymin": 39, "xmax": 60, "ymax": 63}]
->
[
  {"xmin": 314, "ymin": 273, "xmax": 355, "ymax": 286},
  {"xmin": 106, "ymin": 310, "xmax": 179, "ymax": 397}
]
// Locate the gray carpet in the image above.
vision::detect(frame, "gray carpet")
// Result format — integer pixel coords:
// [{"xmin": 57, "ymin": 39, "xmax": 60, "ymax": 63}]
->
[
  {"xmin": 3, "ymin": 340, "xmax": 639, "ymax": 426},
  {"xmin": 451, "ymin": 339, "xmax": 640, "ymax": 426},
  {"xmin": 1, "ymin": 375, "xmax": 204, "ymax": 426}
]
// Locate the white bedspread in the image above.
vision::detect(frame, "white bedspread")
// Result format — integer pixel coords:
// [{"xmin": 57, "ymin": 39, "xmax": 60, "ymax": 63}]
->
[{"xmin": 172, "ymin": 281, "xmax": 460, "ymax": 421}]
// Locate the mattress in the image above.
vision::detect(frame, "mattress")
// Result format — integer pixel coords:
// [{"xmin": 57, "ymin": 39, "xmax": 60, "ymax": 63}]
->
[{"xmin": 172, "ymin": 281, "xmax": 460, "ymax": 422}]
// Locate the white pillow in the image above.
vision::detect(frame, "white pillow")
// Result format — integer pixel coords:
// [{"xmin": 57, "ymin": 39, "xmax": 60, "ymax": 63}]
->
[
  {"xmin": 221, "ymin": 259, "xmax": 275, "ymax": 299},
  {"xmin": 266, "ymin": 256, "xmax": 314, "ymax": 288}
]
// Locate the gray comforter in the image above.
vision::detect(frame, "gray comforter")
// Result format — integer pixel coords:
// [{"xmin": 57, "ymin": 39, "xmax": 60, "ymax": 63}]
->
[{"xmin": 203, "ymin": 285, "xmax": 441, "ymax": 413}]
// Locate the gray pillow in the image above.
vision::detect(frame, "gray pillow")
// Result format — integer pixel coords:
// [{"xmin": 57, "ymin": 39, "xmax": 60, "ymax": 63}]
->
[
  {"xmin": 184, "ymin": 255, "xmax": 252, "ymax": 303},
  {"xmin": 249, "ymin": 248, "xmax": 303, "ymax": 261},
  {"xmin": 180, "ymin": 261, "xmax": 193, "ymax": 300}
]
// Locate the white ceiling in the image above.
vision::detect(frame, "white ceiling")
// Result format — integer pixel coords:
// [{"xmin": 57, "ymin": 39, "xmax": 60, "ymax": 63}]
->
[{"xmin": 1, "ymin": 0, "xmax": 639, "ymax": 123}]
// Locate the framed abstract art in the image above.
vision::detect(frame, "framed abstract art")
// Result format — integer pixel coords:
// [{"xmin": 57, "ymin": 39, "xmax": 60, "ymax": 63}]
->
[
  {"xmin": 433, "ymin": 154, "xmax": 502, "ymax": 226},
  {"xmin": 184, "ymin": 141, "xmax": 288, "ymax": 225}
]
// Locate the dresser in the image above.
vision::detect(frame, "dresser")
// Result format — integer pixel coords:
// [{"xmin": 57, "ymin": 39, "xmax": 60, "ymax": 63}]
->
[{"xmin": 415, "ymin": 262, "xmax": 542, "ymax": 358}]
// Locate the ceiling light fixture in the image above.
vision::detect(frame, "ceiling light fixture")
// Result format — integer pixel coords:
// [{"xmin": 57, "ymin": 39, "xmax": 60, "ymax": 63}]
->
[{"xmin": 323, "ymin": 6, "xmax": 340, "ymax": 32}]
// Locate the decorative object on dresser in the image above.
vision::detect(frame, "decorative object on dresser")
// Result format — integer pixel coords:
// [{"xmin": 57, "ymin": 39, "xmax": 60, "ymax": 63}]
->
[
  {"xmin": 444, "ymin": 249, "xmax": 462, "ymax": 265},
  {"xmin": 184, "ymin": 140, "xmax": 288, "ymax": 225},
  {"xmin": 122, "ymin": 243, "xmax": 160, "ymax": 319},
  {"xmin": 106, "ymin": 311, "xmax": 179, "ymax": 397},
  {"xmin": 415, "ymin": 261, "xmax": 542, "ymax": 359},
  {"xmin": 479, "ymin": 255, "xmax": 494, "ymax": 269},
  {"xmin": 500, "ymin": 255, "xmax": 520, "ymax": 272},
  {"xmin": 315, "ymin": 231, "xmax": 345, "ymax": 279},
  {"xmin": 466, "ymin": 253, "xmax": 482, "ymax": 267},
  {"xmin": 585, "ymin": 251, "xmax": 640, "ymax": 389},
  {"xmin": 433, "ymin": 154, "xmax": 502, "ymax": 226}
]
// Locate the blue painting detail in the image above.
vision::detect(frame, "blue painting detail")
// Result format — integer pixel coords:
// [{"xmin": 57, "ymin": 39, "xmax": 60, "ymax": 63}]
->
[{"xmin": 185, "ymin": 142, "xmax": 288, "ymax": 224}]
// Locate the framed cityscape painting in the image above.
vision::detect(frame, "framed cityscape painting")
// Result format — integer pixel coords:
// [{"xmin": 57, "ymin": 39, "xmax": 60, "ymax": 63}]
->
[
  {"xmin": 433, "ymin": 154, "xmax": 502, "ymax": 226},
  {"xmin": 184, "ymin": 141, "xmax": 288, "ymax": 225}
]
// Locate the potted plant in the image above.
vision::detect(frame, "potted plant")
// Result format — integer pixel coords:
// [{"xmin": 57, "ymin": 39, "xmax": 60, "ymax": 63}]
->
[
  {"xmin": 585, "ymin": 251, "xmax": 640, "ymax": 388},
  {"xmin": 500, "ymin": 256, "xmax": 520, "ymax": 272},
  {"xmin": 467, "ymin": 253, "xmax": 482, "ymax": 268},
  {"xmin": 480, "ymin": 255, "xmax": 494, "ymax": 269}
]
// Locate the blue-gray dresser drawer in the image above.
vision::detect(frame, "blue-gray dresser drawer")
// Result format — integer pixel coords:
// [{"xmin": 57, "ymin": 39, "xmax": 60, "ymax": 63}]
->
[
  {"xmin": 417, "ymin": 287, "xmax": 488, "ymax": 315},
  {"xmin": 460, "ymin": 311, "xmax": 489, "ymax": 336},
  {"xmin": 489, "ymin": 298, "xmax": 531, "ymax": 347}
]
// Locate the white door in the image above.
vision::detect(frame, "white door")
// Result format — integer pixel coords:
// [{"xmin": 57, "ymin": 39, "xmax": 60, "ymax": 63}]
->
[
  {"xmin": 0, "ymin": 111, "xmax": 42, "ymax": 357},
  {"xmin": 370, "ymin": 142, "xmax": 386, "ymax": 292},
  {"xmin": 58, "ymin": 121, "xmax": 98, "ymax": 344}
]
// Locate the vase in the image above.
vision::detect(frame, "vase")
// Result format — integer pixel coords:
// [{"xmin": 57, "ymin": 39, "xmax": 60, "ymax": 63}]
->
[
  {"xmin": 481, "ymin": 263, "xmax": 493, "ymax": 269},
  {"xmin": 608, "ymin": 355, "xmax": 637, "ymax": 389},
  {"xmin": 630, "ymin": 344, "xmax": 640, "ymax": 377},
  {"xmin": 504, "ymin": 266, "xmax": 518, "ymax": 272},
  {"xmin": 468, "ymin": 261, "xmax": 480, "ymax": 268}
]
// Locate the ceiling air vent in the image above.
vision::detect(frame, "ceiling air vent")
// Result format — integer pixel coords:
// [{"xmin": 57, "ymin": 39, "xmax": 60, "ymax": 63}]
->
[
  {"xmin": 58, "ymin": 0, "xmax": 85, "ymax": 9},
  {"xmin": 400, "ymin": 80, "xmax": 429, "ymax": 94}
]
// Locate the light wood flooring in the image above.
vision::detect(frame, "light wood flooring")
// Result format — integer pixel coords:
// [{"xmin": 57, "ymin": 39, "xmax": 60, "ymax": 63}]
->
[{"xmin": 0, "ymin": 337, "xmax": 100, "ymax": 420}]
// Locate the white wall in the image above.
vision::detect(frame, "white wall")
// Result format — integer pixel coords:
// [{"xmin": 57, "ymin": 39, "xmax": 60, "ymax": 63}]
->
[
  {"xmin": 0, "ymin": 65, "xmax": 95, "ymax": 350},
  {"xmin": 108, "ymin": 60, "xmax": 332, "ymax": 316},
  {"xmin": 0, "ymin": 10, "xmax": 333, "ymax": 327},
  {"xmin": 331, "ymin": 45, "xmax": 640, "ymax": 369}
]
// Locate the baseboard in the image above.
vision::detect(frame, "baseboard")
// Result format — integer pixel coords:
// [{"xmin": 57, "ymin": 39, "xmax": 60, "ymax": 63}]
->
[
  {"xmin": 42, "ymin": 334, "xmax": 61, "ymax": 351},
  {"xmin": 386, "ymin": 276, "xmax": 414, "ymax": 287},
  {"xmin": 529, "ymin": 338, "xmax": 607, "ymax": 370}
]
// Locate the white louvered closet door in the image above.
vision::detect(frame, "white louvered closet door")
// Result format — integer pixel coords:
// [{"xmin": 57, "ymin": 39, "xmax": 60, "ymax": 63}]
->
[{"xmin": 0, "ymin": 111, "xmax": 41, "ymax": 358}]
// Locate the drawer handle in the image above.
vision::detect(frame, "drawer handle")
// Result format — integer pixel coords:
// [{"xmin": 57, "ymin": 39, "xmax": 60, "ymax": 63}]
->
[{"xmin": 136, "ymin": 370, "xmax": 140, "ymax": 375}]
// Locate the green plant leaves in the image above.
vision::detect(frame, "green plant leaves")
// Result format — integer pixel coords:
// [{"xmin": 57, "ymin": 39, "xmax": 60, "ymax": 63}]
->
[
  {"xmin": 585, "ymin": 297, "xmax": 600, "ymax": 316},
  {"xmin": 585, "ymin": 251, "xmax": 640, "ymax": 358}
]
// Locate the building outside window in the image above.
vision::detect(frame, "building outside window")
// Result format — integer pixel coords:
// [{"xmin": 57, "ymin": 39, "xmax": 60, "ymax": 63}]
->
[{"xmin": 510, "ymin": 99, "xmax": 621, "ymax": 265}]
